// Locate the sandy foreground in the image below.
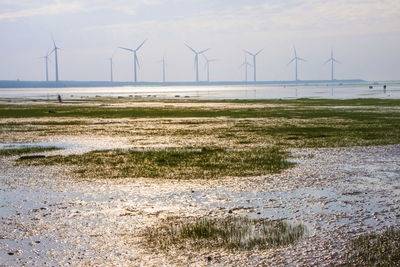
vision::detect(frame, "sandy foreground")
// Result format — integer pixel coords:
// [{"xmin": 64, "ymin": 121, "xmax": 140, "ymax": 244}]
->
[{"xmin": 0, "ymin": 145, "xmax": 399, "ymax": 266}]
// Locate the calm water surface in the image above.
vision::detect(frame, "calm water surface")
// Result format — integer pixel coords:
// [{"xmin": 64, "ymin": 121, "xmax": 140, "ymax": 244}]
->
[{"xmin": 0, "ymin": 83, "xmax": 399, "ymax": 100}]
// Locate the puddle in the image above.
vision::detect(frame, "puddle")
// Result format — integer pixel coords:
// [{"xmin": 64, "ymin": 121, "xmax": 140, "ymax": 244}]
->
[
  {"xmin": 0, "ymin": 141, "xmax": 236, "ymax": 156},
  {"xmin": 0, "ymin": 137, "xmax": 133, "ymax": 156}
]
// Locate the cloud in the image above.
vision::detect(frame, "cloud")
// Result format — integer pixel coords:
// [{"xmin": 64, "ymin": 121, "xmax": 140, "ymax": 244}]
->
[
  {"xmin": 2, "ymin": 0, "xmax": 399, "ymax": 37},
  {"xmin": 95, "ymin": 0, "xmax": 400, "ymax": 37},
  {"xmin": 0, "ymin": 0, "xmax": 177, "ymax": 20},
  {"xmin": 0, "ymin": 1, "xmax": 85, "ymax": 20}
]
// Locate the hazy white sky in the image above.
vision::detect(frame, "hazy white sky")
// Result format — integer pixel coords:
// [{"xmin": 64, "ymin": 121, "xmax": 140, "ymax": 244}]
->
[{"xmin": 1, "ymin": 0, "xmax": 399, "ymax": 82}]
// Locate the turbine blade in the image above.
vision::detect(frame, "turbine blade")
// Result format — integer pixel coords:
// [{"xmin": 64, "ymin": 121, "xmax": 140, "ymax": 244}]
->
[
  {"xmin": 135, "ymin": 39, "xmax": 147, "ymax": 51},
  {"xmin": 243, "ymin": 50, "xmax": 254, "ymax": 56},
  {"xmin": 255, "ymin": 48, "xmax": 264, "ymax": 56},
  {"xmin": 293, "ymin": 46, "xmax": 297, "ymax": 57},
  {"xmin": 198, "ymin": 48, "xmax": 210, "ymax": 54},
  {"xmin": 333, "ymin": 58, "xmax": 341, "ymax": 64},
  {"xmin": 298, "ymin": 57, "xmax": 306, "ymax": 62},
  {"xmin": 287, "ymin": 58, "xmax": 295, "ymax": 66},
  {"xmin": 52, "ymin": 35, "xmax": 57, "ymax": 48},
  {"xmin": 324, "ymin": 58, "xmax": 331, "ymax": 65},
  {"xmin": 239, "ymin": 62, "xmax": 252, "ymax": 68},
  {"xmin": 136, "ymin": 56, "xmax": 141, "ymax": 69},
  {"xmin": 119, "ymin": 46, "xmax": 134, "ymax": 52},
  {"xmin": 185, "ymin": 43, "xmax": 197, "ymax": 54}
]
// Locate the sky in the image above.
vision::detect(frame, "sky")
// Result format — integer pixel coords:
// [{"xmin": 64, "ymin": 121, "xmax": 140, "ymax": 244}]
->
[{"xmin": 0, "ymin": 0, "xmax": 399, "ymax": 82}]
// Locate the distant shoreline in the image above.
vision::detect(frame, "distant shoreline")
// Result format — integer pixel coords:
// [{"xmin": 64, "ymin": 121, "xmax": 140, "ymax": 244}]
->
[{"xmin": 0, "ymin": 79, "xmax": 376, "ymax": 88}]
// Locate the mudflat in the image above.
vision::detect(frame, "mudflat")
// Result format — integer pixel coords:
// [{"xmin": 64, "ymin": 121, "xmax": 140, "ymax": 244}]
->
[{"xmin": 1, "ymin": 98, "xmax": 399, "ymax": 266}]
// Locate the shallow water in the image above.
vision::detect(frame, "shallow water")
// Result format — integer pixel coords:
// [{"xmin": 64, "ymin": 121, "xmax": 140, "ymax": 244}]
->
[
  {"xmin": 0, "ymin": 136, "xmax": 133, "ymax": 156},
  {"xmin": 0, "ymin": 83, "xmax": 399, "ymax": 100},
  {"xmin": 1, "ymin": 145, "xmax": 399, "ymax": 266}
]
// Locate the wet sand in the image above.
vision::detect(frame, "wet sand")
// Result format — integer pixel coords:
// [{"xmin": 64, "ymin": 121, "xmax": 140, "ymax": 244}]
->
[{"xmin": 1, "ymin": 145, "xmax": 399, "ymax": 266}]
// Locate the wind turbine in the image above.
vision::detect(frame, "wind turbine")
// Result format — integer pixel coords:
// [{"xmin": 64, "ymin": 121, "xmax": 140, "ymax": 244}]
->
[
  {"xmin": 287, "ymin": 46, "xmax": 306, "ymax": 81},
  {"xmin": 41, "ymin": 52, "xmax": 50, "ymax": 82},
  {"xmin": 244, "ymin": 49, "xmax": 263, "ymax": 82},
  {"xmin": 48, "ymin": 38, "xmax": 60, "ymax": 82},
  {"xmin": 185, "ymin": 44, "xmax": 210, "ymax": 83},
  {"xmin": 119, "ymin": 39, "xmax": 146, "ymax": 83},
  {"xmin": 203, "ymin": 54, "xmax": 216, "ymax": 82},
  {"xmin": 240, "ymin": 56, "xmax": 252, "ymax": 82},
  {"xmin": 324, "ymin": 48, "xmax": 341, "ymax": 81}
]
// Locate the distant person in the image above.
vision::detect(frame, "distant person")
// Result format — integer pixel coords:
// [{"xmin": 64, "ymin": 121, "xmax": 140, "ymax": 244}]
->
[{"xmin": 57, "ymin": 94, "xmax": 62, "ymax": 103}]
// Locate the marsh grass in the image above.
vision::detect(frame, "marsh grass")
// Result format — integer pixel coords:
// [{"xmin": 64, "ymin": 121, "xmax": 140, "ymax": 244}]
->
[
  {"xmin": 144, "ymin": 216, "xmax": 306, "ymax": 250},
  {"xmin": 1, "ymin": 99, "xmax": 400, "ymax": 119},
  {"xmin": 4, "ymin": 99, "xmax": 400, "ymax": 179},
  {"xmin": 344, "ymin": 228, "xmax": 400, "ymax": 266},
  {"xmin": 0, "ymin": 146, "xmax": 59, "ymax": 156},
  {"xmin": 1, "ymin": 99, "xmax": 399, "ymax": 149},
  {"xmin": 22, "ymin": 147, "xmax": 293, "ymax": 179}
]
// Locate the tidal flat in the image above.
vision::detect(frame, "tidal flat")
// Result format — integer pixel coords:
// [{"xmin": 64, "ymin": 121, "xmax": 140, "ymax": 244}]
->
[{"xmin": 0, "ymin": 98, "xmax": 399, "ymax": 266}]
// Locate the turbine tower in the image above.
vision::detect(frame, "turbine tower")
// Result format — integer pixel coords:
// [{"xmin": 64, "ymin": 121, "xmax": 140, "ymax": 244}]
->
[
  {"xmin": 48, "ymin": 39, "xmax": 60, "ymax": 82},
  {"xmin": 185, "ymin": 44, "xmax": 210, "ymax": 83},
  {"xmin": 119, "ymin": 39, "xmax": 146, "ymax": 83},
  {"xmin": 244, "ymin": 49, "xmax": 263, "ymax": 82},
  {"xmin": 324, "ymin": 48, "xmax": 341, "ymax": 81},
  {"xmin": 203, "ymin": 54, "xmax": 216, "ymax": 82},
  {"xmin": 159, "ymin": 56, "xmax": 166, "ymax": 83},
  {"xmin": 108, "ymin": 57, "xmax": 113, "ymax": 82},
  {"xmin": 240, "ymin": 56, "xmax": 252, "ymax": 82},
  {"xmin": 287, "ymin": 46, "xmax": 306, "ymax": 81}
]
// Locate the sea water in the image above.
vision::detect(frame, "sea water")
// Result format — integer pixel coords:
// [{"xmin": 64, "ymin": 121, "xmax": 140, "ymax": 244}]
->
[{"xmin": 0, "ymin": 83, "xmax": 399, "ymax": 100}]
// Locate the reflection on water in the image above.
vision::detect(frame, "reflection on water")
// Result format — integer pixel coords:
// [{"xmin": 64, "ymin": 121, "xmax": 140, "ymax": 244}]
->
[{"xmin": 0, "ymin": 84, "xmax": 399, "ymax": 100}]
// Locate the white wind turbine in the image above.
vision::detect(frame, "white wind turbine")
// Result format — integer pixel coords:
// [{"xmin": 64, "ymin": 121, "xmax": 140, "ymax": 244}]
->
[
  {"xmin": 119, "ymin": 39, "xmax": 146, "ymax": 83},
  {"xmin": 48, "ymin": 38, "xmax": 60, "ymax": 82},
  {"xmin": 41, "ymin": 52, "xmax": 51, "ymax": 82},
  {"xmin": 324, "ymin": 48, "xmax": 341, "ymax": 81},
  {"xmin": 203, "ymin": 54, "xmax": 216, "ymax": 82},
  {"xmin": 244, "ymin": 49, "xmax": 263, "ymax": 82},
  {"xmin": 185, "ymin": 44, "xmax": 210, "ymax": 83},
  {"xmin": 240, "ymin": 56, "xmax": 252, "ymax": 82},
  {"xmin": 287, "ymin": 46, "xmax": 306, "ymax": 81}
]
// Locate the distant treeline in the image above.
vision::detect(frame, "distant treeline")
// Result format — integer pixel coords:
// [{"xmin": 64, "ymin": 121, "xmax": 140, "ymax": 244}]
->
[{"xmin": 0, "ymin": 79, "xmax": 365, "ymax": 88}]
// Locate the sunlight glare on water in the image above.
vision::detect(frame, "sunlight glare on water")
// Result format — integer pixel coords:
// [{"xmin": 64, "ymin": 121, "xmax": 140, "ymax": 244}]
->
[{"xmin": 0, "ymin": 84, "xmax": 399, "ymax": 100}]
